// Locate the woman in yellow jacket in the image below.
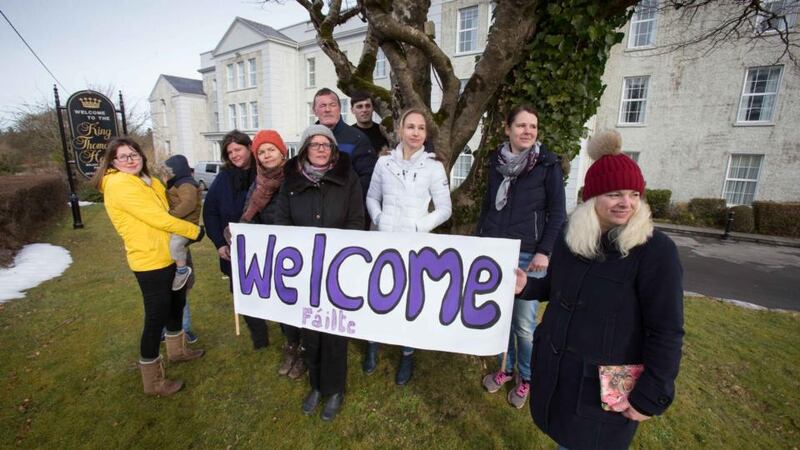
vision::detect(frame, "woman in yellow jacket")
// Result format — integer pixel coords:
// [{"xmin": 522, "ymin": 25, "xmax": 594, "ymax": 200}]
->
[{"xmin": 92, "ymin": 137, "xmax": 205, "ymax": 396}]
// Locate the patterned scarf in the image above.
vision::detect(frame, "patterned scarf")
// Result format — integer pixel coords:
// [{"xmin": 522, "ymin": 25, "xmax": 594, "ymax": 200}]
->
[
  {"xmin": 240, "ymin": 162, "xmax": 285, "ymax": 222},
  {"xmin": 301, "ymin": 159, "xmax": 333, "ymax": 184},
  {"xmin": 494, "ymin": 141, "xmax": 540, "ymax": 210}
]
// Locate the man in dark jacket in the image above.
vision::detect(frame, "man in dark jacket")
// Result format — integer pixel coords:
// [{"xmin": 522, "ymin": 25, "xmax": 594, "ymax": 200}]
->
[
  {"xmin": 312, "ymin": 88, "xmax": 377, "ymax": 212},
  {"xmin": 350, "ymin": 90, "xmax": 390, "ymax": 156}
]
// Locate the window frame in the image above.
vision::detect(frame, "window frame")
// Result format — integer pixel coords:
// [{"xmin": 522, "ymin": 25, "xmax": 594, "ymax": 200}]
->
[
  {"xmin": 736, "ymin": 65, "xmax": 783, "ymax": 125},
  {"xmin": 248, "ymin": 58, "xmax": 257, "ymax": 86},
  {"xmin": 228, "ymin": 104, "xmax": 237, "ymax": 129},
  {"xmin": 226, "ymin": 64, "xmax": 235, "ymax": 91},
  {"xmin": 618, "ymin": 75, "xmax": 650, "ymax": 126},
  {"xmin": 627, "ymin": 0, "xmax": 658, "ymax": 49},
  {"xmin": 237, "ymin": 61, "xmax": 246, "ymax": 89},
  {"xmin": 250, "ymin": 102, "xmax": 259, "ymax": 129},
  {"xmin": 306, "ymin": 57, "xmax": 316, "ymax": 88},
  {"xmin": 456, "ymin": 5, "xmax": 480, "ymax": 54},
  {"xmin": 449, "ymin": 148, "xmax": 474, "ymax": 190},
  {"xmin": 722, "ymin": 154, "xmax": 764, "ymax": 206},
  {"xmin": 374, "ymin": 48, "xmax": 387, "ymax": 79},
  {"xmin": 755, "ymin": 0, "xmax": 799, "ymax": 34},
  {"xmin": 239, "ymin": 103, "xmax": 248, "ymax": 129}
]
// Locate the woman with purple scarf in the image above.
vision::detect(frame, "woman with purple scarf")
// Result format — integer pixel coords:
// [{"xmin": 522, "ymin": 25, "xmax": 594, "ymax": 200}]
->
[{"xmin": 476, "ymin": 105, "xmax": 566, "ymax": 409}]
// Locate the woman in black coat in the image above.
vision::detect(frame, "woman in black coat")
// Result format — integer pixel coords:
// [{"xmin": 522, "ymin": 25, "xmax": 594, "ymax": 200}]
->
[
  {"xmin": 515, "ymin": 130, "xmax": 684, "ymax": 450},
  {"xmin": 274, "ymin": 124, "xmax": 364, "ymax": 422}
]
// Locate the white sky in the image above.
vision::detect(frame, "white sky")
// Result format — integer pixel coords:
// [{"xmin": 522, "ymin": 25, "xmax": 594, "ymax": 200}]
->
[{"xmin": 0, "ymin": 0, "xmax": 309, "ymax": 128}]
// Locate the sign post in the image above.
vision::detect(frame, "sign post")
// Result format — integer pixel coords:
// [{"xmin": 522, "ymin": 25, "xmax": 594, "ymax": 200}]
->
[{"xmin": 53, "ymin": 85, "xmax": 83, "ymax": 229}]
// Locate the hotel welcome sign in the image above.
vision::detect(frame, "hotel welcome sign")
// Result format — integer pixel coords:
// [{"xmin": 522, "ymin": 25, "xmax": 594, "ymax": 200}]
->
[{"xmin": 66, "ymin": 90, "xmax": 119, "ymax": 178}]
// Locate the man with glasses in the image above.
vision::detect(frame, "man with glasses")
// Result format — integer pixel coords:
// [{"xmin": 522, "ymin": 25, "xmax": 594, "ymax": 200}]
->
[
  {"xmin": 350, "ymin": 91, "xmax": 389, "ymax": 156},
  {"xmin": 312, "ymin": 87, "xmax": 377, "ymax": 229}
]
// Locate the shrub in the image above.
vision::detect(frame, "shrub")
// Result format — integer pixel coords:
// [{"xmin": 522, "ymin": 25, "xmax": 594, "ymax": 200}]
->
[
  {"xmin": 688, "ymin": 198, "xmax": 727, "ymax": 227},
  {"xmin": 668, "ymin": 202, "xmax": 695, "ymax": 225},
  {"xmin": 728, "ymin": 205, "xmax": 754, "ymax": 233},
  {"xmin": 645, "ymin": 189, "xmax": 671, "ymax": 219},
  {"xmin": 752, "ymin": 202, "xmax": 800, "ymax": 238},
  {"xmin": 0, "ymin": 174, "xmax": 67, "ymax": 265}
]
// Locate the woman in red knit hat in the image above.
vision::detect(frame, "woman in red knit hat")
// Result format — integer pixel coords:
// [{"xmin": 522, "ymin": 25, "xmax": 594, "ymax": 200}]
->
[
  {"xmin": 235, "ymin": 129, "xmax": 306, "ymax": 380},
  {"xmin": 514, "ymin": 130, "xmax": 684, "ymax": 450}
]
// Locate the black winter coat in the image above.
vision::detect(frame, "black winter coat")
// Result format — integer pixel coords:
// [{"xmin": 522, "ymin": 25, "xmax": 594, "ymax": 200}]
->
[
  {"xmin": 245, "ymin": 182, "xmax": 281, "ymax": 226},
  {"xmin": 476, "ymin": 144, "xmax": 566, "ymax": 255},
  {"xmin": 521, "ymin": 230, "xmax": 684, "ymax": 450},
  {"xmin": 274, "ymin": 153, "xmax": 364, "ymax": 230},
  {"xmin": 330, "ymin": 119, "xmax": 377, "ymax": 201}
]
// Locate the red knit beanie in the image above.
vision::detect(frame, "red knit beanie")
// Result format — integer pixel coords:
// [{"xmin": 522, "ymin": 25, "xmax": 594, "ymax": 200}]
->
[
  {"xmin": 582, "ymin": 130, "xmax": 645, "ymax": 201},
  {"xmin": 251, "ymin": 130, "xmax": 288, "ymax": 158}
]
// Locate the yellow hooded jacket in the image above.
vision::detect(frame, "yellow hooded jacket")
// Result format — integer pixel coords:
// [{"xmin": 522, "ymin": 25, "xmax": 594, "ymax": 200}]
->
[{"xmin": 101, "ymin": 170, "xmax": 200, "ymax": 272}]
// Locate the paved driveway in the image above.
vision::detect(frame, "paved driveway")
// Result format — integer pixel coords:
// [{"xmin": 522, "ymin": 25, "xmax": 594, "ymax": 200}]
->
[{"xmin": 668, "ymin": 233, "xmax": 800, "ymax": 311}]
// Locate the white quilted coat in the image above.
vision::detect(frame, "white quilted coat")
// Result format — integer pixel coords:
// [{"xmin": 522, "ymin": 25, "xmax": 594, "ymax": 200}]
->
[{"xmin": 366, "ymin": 145, "xmax": 452, "ymax": 232}]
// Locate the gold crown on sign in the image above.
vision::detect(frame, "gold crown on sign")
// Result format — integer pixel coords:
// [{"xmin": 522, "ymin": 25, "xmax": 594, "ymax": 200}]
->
[{"xmin": 79, "ymin": 97, "xmax": 102, "ymax": 109}]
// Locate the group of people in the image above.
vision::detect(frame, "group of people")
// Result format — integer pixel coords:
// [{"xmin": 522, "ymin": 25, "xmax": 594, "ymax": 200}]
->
[{"xmin": 94, "ymin": 86, "xmax": 684, "ymax": 449}]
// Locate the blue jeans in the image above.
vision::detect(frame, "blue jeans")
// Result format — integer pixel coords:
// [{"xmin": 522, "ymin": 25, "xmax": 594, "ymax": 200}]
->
[
  {"xmin": 182, "ymin": 298, "xmax": 192, "ymax": 332},
  {"xmin": 497, "ymin": 251, "xmax": 543, "ymax": 381}
]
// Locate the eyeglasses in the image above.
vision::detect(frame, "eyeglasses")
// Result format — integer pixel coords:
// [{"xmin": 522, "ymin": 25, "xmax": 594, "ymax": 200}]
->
[
  {"xmin": 115, "ymin": 153, "xmax": 142, "ymax": 162},
  {"xmin": 308, "ymin": 142, "xmax": 332, "ymax": 151}
]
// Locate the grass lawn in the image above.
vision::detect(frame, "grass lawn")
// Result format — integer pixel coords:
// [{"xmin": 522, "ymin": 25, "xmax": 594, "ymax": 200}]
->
[{"xmin": 1, "ymin": 204, "xmax": 798, "ymax": 449}]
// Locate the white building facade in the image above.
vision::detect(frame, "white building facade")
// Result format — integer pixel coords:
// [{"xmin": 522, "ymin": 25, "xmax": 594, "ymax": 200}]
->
[{"xmin": 150, "ymin": 1, "xmax": 799, "ymax": 206}]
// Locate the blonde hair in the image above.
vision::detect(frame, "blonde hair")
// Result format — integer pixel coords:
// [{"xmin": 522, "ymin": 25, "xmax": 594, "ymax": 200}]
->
[{"xmin": 565, "ymin": 197, "xmax": 654, "ymax": 259}]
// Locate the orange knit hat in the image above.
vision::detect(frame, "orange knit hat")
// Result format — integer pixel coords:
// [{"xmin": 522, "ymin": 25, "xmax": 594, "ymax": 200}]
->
[{"xmin": 251, "ymin": 130, "xmax": 288, "ymax": 158}]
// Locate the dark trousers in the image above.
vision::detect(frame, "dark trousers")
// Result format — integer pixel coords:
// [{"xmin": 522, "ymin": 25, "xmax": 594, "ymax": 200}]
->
[
  {"xmin": 302, "ymin": 329, "xmax": 348, "ymax": 396},
  {"xmin": 243, "ymin": 315, "xmax": 269, "ymax": 349},
  {"xmin": 134, "ymin": 264, "xmax": 186, "ymax": 359},
  {"xmin": 281, "ymin": 324, "xmax": 301, "ymax": 345}
]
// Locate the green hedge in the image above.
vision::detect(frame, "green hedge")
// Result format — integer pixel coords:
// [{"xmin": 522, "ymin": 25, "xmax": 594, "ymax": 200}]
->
[
  {"xmin": 688, "ymin": 198, "xmax": 727, "ymax": 227},
  {"xmin": 752, "ymin": 202, "xmax": 800, "ymax": 238},
  {"xmin": 0, "ymin": 174, "xmax": 67, "ymax": 265},
  {"xmin": 645, "ymin": 189, "xmax": 671, "ymax": 219}
]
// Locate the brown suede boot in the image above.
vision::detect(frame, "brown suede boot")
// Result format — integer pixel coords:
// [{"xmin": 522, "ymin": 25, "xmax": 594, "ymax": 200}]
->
[
  {"xmin": 278, "ymin": 343, "xmax": 298, "ymax": 376},
  {"xmin": 165, "ymin": 331, "xmax": 205, "ymax": 363},
  {"xmin": 139, "ymin": 356, "xmax": 183, "ymax": 396},
  {"xmin": 287, "ymin": 352, "xmax": 307, "ymax": 380}
]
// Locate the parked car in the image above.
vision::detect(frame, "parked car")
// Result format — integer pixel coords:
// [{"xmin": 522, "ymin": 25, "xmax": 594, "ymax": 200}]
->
[{"xmin": 194, "ymin": 161, "xmax": 222, "ymax": 190}]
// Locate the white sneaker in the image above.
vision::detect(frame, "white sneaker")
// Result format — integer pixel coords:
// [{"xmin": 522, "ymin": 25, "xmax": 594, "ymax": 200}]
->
[{"xmin": 172, "ymin": 266, "xmax": 192, "ymax": 291}]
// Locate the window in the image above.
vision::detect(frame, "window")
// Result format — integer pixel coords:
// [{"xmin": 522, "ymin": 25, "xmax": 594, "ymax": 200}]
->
[
  {"xmin": 165, "ymin": 140, "xmax": 171, "ymax": 153},
  {"xmin": 450, "ymin": 147, "xmax": 474, "ymax": 190},
  {"xmin": 756, "ymin": 0, "xmax": 798, "ymax": 33},
  {"xmin": 307, "ymin": 58, "xmax": 316, "ymax": 87},
  {"xmin": 341, "ymin": 98, "xmax": 351, "ymax": 123},
  {"xmin": 628, "ymin": 0, "xmax": 658, "ymax": 49},
  {"xmin": 624, "ymin": 151, "xmax": 640, "ymax": 163},
  {"xmin": 160, "ymin": 99, "xmax": 168, "ymax": 127},
  {"xmin": 459, "ymin": 79, "xmax": 468, "ymax": 94},
  {"xmin": 212, "ymin": 78, "xmax": 217, "ymax": 92},
  {"xmin": 308, "ymin": 102, "xmax": 316, "ymax": 125},
  {"xmin": 723, "ymin": 154, "xmax": 763, "ymax": 205},
  {"xmin": 239, "ymin": 103, "xmax": 248, "ymax": 129},
  {"xmin": 374, "ymin": 48, "xmax": 387, "ymax": 79},
  {"xmin": 457, "ymin": 6, "xmax": 479, "ymax": 53},
  {"xmin": 214, "ymin": 112, "xmax": 220, "ymax": 132},
  {"xmin": 228, "ymin": 104, "xmax": 237, "ymax": 129},
  {"xmin": 619, "ymin": 76, "xmax": 649, "ymax": 124},
  {"xmin": 237, "ymin": 61, "xmax": 245, "ymax": 88},
  {"xmin": 226, "ymin": 64, "xmax": 235, "ymax": 91},
  {"xmin": 248, "ymin": 58, "xmax": 257, "ymax": 86},
  {"xmin": 737, "ymin": 66, "xmax": 782, "ymax": 123},
  {"xmin": 250, "ymin": 102, "xmax": 259, "ymax": 129}
]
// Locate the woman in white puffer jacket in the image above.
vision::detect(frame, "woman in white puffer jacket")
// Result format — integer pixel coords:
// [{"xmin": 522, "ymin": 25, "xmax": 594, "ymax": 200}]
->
[{"xmin": 363, "ymin": 108, "xmax": 452, "ymax": 385}]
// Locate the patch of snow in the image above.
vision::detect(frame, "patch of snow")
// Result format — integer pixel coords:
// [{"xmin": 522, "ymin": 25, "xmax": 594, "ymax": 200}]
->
[
  {"xmin": 0, "ymin": 244, "xmax": 72, "ymax": 303},
  {"xmin": 67, "ymin": 201, "xmax": 94, "ymax": 206}
]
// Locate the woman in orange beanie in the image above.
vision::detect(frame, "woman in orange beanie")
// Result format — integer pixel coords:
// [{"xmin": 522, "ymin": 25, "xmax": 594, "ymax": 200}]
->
[{"xmin": 239, "ymin": 129, "xmax": 306, "ymax": 379}]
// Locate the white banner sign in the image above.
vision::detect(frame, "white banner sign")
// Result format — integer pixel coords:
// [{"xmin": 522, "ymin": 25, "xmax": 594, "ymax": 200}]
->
[{"xmin": 230, "ymin": 223, "xmax": 520, "ymax": 356}]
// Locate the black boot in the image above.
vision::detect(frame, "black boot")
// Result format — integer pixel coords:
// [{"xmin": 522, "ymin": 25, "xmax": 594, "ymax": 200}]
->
[
  {"xmin": 321, "ymin": 392, "xmax": 344, "ymax": 421},
  {"xmin": 395, "ymin": 353, "xmax": 414, "ymax": 385},
  {"xmin": 362, "ymin": 342, "xmax": 378, "ymax": 374},
  {"xmin": 302, "ymin": 389, "xmax": 322, "ymax": 415}
]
